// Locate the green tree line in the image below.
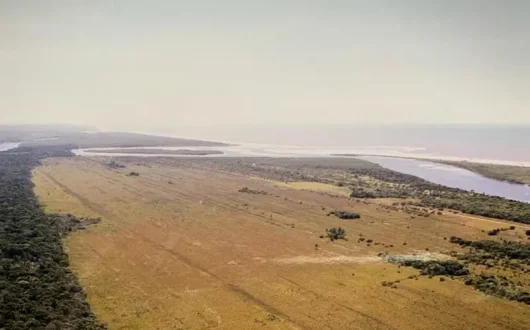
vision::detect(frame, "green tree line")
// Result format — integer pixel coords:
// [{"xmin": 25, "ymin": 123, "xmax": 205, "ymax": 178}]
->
[{"xmin": 0, "ymin": 147, "xmax": 105, "ymax": 329}]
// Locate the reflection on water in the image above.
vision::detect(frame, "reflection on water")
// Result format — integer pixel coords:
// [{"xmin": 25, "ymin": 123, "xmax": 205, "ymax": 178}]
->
[{"xmin": 360, "ymin": 156, "xmax": 530, "ymax": 203}]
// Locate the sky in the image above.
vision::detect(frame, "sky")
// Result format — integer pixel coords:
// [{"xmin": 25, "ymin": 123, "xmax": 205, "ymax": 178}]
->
[{"xmin": 1, "ymin": 1, "xmax": 529, "ymax": 130}]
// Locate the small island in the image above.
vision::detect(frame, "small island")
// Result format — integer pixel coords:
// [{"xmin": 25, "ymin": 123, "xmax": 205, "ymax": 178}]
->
[{"xmin": 84, "ymin": 148, "xmax": 224, "ymax": 156}]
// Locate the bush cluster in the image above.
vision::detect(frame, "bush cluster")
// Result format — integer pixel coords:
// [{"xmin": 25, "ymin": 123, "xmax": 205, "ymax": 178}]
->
[
  {"xmin": 396, "ymin": 260, "xmax": 469, "ymax": 276},
  {"xmin": 325, "ymin": 227, "xmax": 346, "ymax": 241},
  {"xmin": 465, "ymin": 275, "xmax": 530, "ymax": 305},
  {"xmin": 328, "ymin": 210, "xmax": 360, "ymax": 220},
  {"xmin": 107, "ymin": 160, "xmax": 125, "ymax": 169},
  {"xmin": 47, "ymin": 214, "xmax": 102, "ymax": 237},
  {"xmin": 238, "ymin": 187, "xmax": 268, "ymax": 195},
  {"xmin": 450, "ymin": 236, "xmax": 530, "ymax": 261},
  {"xmin": 487, "ymin": 227, "xmax": 515, "ymax": 236}
]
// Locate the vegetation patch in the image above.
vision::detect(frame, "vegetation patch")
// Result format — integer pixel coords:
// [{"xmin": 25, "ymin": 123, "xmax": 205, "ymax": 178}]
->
[
  {"xmin": 448, "ymin": 236, "xmax": 530, "ymax": 304},
  {"xmin": 48, "ymin": 214, "xmax": 101, "ymax": 237},
  {"xmin": 487, "ymin": 227, "xmax": 515, "ymax": 236},
  {"xmin": 325, "ymin": 227, "xmax": 346, "ymax": 241},
  {"xmin": 350, "ymin": 189, "xmax": 376, "ymax": 198},
  {"xmin": 381, "ymin": 280, "xmax": 399, "ymax": 289},
  {"xmin": 238, "ymin": 187, "xmax": 268, "ymax": 195},
  {"xmin": 450, "ymin": 236, "xmax": 530, "ymax": 261},
  {"xmin": 328, "ymin": 210, "xmax": 360, "ymax": 220},
  {"xmin": 419, "ymin": 195, "xmax": 530, "ymax": 224},
  {"xmin": 106, "ymin": 160, "xmax": 125, "ymax": 169},
  {"xmin": 465, "ymin": 275, "xmax": 530, "ymax": 305},
  {"xmin": 390, "ymin": 259, "xmax": 469, "ymax": 276}
]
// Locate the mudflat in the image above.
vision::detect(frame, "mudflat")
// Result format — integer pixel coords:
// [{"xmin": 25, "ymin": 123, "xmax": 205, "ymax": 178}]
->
[{"xmin": 33, "ymin": 157, "xmax": 530, "ymax": 330}]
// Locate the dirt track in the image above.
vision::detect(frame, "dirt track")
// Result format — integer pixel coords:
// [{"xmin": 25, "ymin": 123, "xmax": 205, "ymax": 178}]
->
[{"xmin": 33, "ymin": 157, "xmax": 530, "ymax": 330}]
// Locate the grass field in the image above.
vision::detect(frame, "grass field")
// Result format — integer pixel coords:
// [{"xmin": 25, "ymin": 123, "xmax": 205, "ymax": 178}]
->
[{"xmin": 33, "ymin": 157, "xmax": 530, "ymax": 330}]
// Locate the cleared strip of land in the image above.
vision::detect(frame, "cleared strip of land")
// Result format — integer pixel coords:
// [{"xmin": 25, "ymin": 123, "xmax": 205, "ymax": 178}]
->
[{"xmin": 33, "ymin": 157, "xmax": 530, "ymax": 330}]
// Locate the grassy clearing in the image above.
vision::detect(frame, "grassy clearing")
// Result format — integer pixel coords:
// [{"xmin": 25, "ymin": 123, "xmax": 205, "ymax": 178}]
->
[{"xmin": 31, "ymin": 156, "xmax": 530, "ymax": 329}]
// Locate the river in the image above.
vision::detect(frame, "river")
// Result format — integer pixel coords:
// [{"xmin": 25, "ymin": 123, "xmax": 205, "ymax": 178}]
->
[{"xmin": 359, "ymin": 156, "xmax": 530, "ymax": 203}]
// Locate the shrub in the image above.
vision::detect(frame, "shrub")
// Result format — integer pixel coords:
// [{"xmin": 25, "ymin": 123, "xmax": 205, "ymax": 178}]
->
[
  {"xmin": 107, "ymin": 160, "xmax": 125, "ymax": 169},
  {"xmin": 488, "ymin": 229, "xmax": 500, "ymax": 236},
  {"xmin": 326, "ymin": 227, "xmax": 346, "ymax": 241},
  {"xmin": 238, "ymin": 187, "xmax": 268, "ymax": 195},
  {"xmin": 48, "ymin": 214, "xmax": 101, "ymax": 236},
  {"xmin": 350, "ymin": 190, "xmax": 376, "ymax": 198}
]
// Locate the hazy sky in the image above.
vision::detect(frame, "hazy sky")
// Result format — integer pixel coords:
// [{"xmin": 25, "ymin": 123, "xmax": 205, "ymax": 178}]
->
[{"xmin": 1, "ymin": 1, "xmax": 529, "ymax": 129}]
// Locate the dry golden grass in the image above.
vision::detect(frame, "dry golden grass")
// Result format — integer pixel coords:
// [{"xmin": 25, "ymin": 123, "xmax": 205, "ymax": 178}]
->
[
  {"xmin": 33, "ymin": 157, "xmax": 530, "ymax": 330},
  {"xmin": 270, "ymin": 181, "xmax": 351, "ymax": 197}
]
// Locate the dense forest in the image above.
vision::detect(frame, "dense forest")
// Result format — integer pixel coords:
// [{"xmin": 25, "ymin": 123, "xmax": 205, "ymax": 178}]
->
[{"xmin": 0, "ymin": 146, "xmax": 105, "ymax": 329}]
